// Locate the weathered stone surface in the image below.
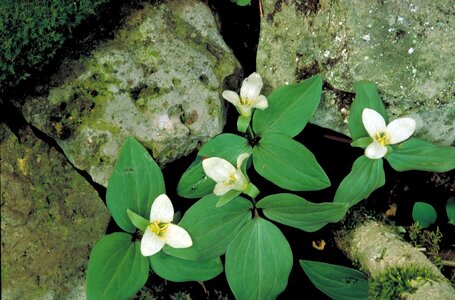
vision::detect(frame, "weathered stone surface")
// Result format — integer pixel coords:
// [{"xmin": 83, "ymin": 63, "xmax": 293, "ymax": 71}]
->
[
  {"xmin": 0, "ymin": 124, "xmax": 110, "ymax": 299},
  {"xmin": 21, "ymin": 0, "xmax": 241, "ymax": 186},
  {"xmin": 257, "ymin": 0, "xmax": 454, "ymax": 145}
]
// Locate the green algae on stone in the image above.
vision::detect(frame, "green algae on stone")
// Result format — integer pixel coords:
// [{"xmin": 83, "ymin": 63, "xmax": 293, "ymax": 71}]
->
[
  {"xmin": 0, "ymin": 124, "xmax": 110, "ymax": 300},
  {"xmin": 258, "ymin": 0, "xmax": 455, "ymax": 145},
  {"xmin": 20, "ymin": 0, "xmax": 241, "ymax": 186}
]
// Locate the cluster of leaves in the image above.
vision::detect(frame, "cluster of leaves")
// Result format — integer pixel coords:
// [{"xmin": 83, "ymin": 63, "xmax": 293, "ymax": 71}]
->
[
  {"xmin": 86, "ymin": 74, "xmax": 455, "ymax": 299},
  {"xmin": 0, "ymin": 0, "xmax": 109, "ymax": 92},
  {"xmin": 407, "ymin": 224, "xmax": 443, "ymax": 268},
  {"xmin": 412, "ymin": 197, "xmax": 455, "ymax": 228}
]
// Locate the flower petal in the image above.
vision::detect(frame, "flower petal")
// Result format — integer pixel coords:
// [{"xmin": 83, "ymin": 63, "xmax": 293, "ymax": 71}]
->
[
  {"xmin": 362, "ymin": 108, "xmax": 387, "ymax": 138},
  {"xmin": 240, "ymin": 72, "xmax": 263, "ymax": 100},
  {"xmin": 164, "ymin": 224, "xmax": 193, "ymax": 249},
  {"xmin": 202, "ymin": 157, "xmax": 236, "ymax": 183},
  {"xmin": 222, "ymin": 90, "xmax": 241, "ymax": 106},
  {"xmin": 253, "ymin": 95, "xmax": 268, "ymax": 109},
  {"xmin": 214, "ymin": 182, "xmax": 233, "ymax": 196},
  {"xmin": 141, "ymin": 227, "xmax": 165, "ymax": 256},
  {"xmin": 150, "ymin": 194, "xmax": 174, "ymax": 223},
  {"xmin": 236, "ymin": 153, "xmax": 250, "ymax": 169},
  {"xmin": 365, "ymin": 141, "xmax": 388, "ymax": 159},
  {"xmin": 232, "ymin": 170, "xmax": 248, "ymax": 191},
  {"xmin": 387, "ymin": 117, "xmax": 416, "ymax": 144}
]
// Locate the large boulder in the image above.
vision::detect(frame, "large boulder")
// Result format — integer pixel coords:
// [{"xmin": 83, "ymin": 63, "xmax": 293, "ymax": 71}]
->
[
  {"xmin": 20, "ymin": 0, "xmax": 241, "ymax": 186},
  {"xmin": 257, "ymin": 0, "xmax": 454, "ymax": 145},
  {"xmin": 0, "ymin": 124, "xmax": 110, "ymax": 299}
]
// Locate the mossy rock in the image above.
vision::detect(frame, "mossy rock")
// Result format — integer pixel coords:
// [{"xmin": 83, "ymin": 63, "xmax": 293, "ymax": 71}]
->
[
  {"xmin": 20, "ymin": 0, "xmax": 241, "ymax": 186},
  {"xmin": 257, "ymin": 0, "xmax": 455, "ymax": 146},
  {"xmin": 0, "ymin": 124, "xmax": 110, "ymax": 299}
]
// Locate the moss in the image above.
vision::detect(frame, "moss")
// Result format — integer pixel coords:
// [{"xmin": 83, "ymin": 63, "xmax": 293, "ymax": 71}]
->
[
  {"xmin": 406, "ymin": 224, "xmax": 443, "ymax": 269},
  {"xmin": 369, "ymin": 266, "xmax": 440, "ymax": 299}
]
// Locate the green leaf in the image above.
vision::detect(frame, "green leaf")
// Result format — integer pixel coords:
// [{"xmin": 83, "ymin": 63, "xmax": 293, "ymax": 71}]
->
[
  {"xmin": 231, "ymin": 0, "xmax": 252, "ymax": 6},
  {"xmin": 149, "ymin": 251, "xmax": 223, "ymax": 282},
  {"xmin": 226, "ymin": 218, "xmax": 293, "ymax": 300},
  {"xmin": 177, "ymin": 133, "xmax": 251, "ymax": 198},
  {"xmin": 252, "ymin": 74, "xmax": 322, "ymax": 138},
  {"xmin": 216, "ymin": 190, "xmax": 242, "ymax": 207},
  {"xmin": 253, "ymin": 133, "xmax": 330, "ymax": 191},
  {"xmin": 164, "ymin": 194, "xmax": 252, "ymax": 261},
  {"xmin": 386, "ymin": 138, "xmax": 455, "ymax": 172},
  {"xmin": 334, "ymin": 155, "xmax": 385, "ymax": 207},
  {"xmin": 447, "ymin": 197, "xmax": 455, "ymax": 225},
  {"xmin": 351, "ymin": 137, "xmax": 373, "ymax": 148},
  {"xmin": 348, "ymin": 81, "xmax": 388, "ymax": 140},
  {"xmin": 106, "ymin": 137, "xmax": 165, "ymax": 233},
  {"xmin": 257, "ymin": 194, "xmax": 348, "ymax": 232},
  {"xmin": 86, "ymin": 233, "xmax": 149, "ymax": 300},
  {"xmin": 412, "ymin": 202, "xmax": 437, "ymax": 228},
  {"xmin": 300, "ymin": 260, "xmax": 369, "ymax": 300},
  {"xmin": 126, "ymin": 209, "xmax": 149, "ymax": 232}
]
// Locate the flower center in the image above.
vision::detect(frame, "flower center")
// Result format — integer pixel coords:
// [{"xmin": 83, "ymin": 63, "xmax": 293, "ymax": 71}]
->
[
  {"xmin": 374, "ymin": 132, "xmax": 390, "ymax": 146},
  {"xmin": 240, "ymin": 97, "xmax": 253, "ymax": 106},
  {"xmin": 224, "ymin": 173, "xmax": 237, "ymax": 186},
  {"xmin": 149, "ymin": 221, "xmax": 168, "ymax": 236}
]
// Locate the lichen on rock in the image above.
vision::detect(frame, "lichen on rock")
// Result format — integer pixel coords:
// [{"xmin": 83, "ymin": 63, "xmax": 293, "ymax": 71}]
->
[
  {"xmin": 258, "ymin": 0, "xmax": 455, "ymax": 146},
  {"xmin": 0, "ymin": 124, "xmax": 110, "ymax": 299},
  {"xmin": 20, "ymin": 0, "xmax": 242, "ymax": 186}
]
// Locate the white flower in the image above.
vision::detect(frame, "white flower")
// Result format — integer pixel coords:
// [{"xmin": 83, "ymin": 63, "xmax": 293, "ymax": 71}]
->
[
  {"xmin": 362, "ymin": 108, "xmax": 416, "ymax": 159},
  {"xmin": 222, "ymin": 72, "xmax": 268, "ymax": 117},
  {"xmin": 140, "ymin": 194, "xmax": 192, "ymax": 256},
  {"xmin": 202, "ymin": 153, "xmax": 250, "ymax": 196}
]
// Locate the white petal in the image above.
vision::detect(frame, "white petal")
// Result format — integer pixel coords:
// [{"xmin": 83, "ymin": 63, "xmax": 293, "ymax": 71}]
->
[
  {"xmin": 150, "ymin": 194, "xmax": 174, "ymax": 223},
  {"xmin": 253, "ymin": 95, "xmax": 268, "ymax": 109},
  {"xmin": 222, "ymin": 90, "xmax": 241, "ymax": 106},
  {"xmin": 365, "ymin": 141, "xmax": 388, "ymax": 159},
  {"xmin": 164, "ymin": 224, "xmax": 193, "ymax": 249},
  {"xmin": 387, "ymin": 117, "xmax": 416, "ymax": 144},
  {"xmin": 141, "ymin": 227, "xmax": 165, "ymax": 256},
  {"xmin": 362, "ymin": 108, "xmax": 387, "ymax": 138},
  {"xmin": 214, "ymin": 182, "xmax": 233, "ymax": 196},
  {"xmin": 202, "ymin": 157, "xmax": 236, "ymax": 183},
  {"xmin": 232, "ymin": 170, "xmax": 248, "ymax": 191},
  {"xmin": 236, "ymin": 153, "xmax": 250, "ymax": 169},
  {"xmin": 238, "ymin": 105, "xmax": 252, "ymax": 117},
  {"xmin": 240, "ymin": 72, "xmax": 263, "ymax": 100}
]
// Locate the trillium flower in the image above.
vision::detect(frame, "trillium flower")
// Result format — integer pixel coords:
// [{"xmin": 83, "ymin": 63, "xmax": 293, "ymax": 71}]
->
[
  {"xmin": 202, "ymin": 153, "xmax": 250, "ymax": 196},
  {"xmin": 141, "ymin": 194, "xmax": 192, "ymax": 256},
  {"xmin": 222, "ymin": 72, "xmax": 268, "ymax": 118},
  {"xmin": 362, "ymin": 108, "xmax": 416, "ymax": 159}
]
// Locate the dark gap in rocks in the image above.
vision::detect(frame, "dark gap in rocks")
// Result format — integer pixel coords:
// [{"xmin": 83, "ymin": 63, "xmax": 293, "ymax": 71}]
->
[{"xmin": 0, "ymin": 99, "xmax": 106, "ymax": 201}]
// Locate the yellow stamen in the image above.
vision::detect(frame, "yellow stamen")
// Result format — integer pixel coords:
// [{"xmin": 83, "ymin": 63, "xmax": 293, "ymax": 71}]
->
[
  {"xmin": 240, "ymin": 97, "xmax": 253, "ymax": 106},
  {"xmin": 149, "ymin": 221, "xmax": 168, "ymax": 236},
  {"xmin": 374, "ymin": 132, "xmax": 390, "ymax": 146},
  {"xmin": 224, "ymin": 173, "xmax": 237, "ymax": 186}
]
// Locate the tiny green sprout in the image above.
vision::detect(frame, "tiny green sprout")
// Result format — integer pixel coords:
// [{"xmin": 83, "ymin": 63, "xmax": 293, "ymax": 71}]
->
[
  {"xmin": 140, "ymin": 194, "xmax": 192, "ymax": 256},
  {"xmin": 222, "ymin": 72, "xmax": 268, "ymax": 132},
  {"xmin": 362, "ymin": 108, "xmax": 416, "ymax": 159}
]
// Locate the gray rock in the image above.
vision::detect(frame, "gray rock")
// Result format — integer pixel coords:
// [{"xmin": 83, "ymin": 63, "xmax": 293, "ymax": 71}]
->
[
  {"xmin": 21, "ymin": 0, "xmax": 241, "ymax": 186},
  {"xmin": 257, "ymin": 0, "xmax": 454, "ymax": 145},
  {"xmin": 0, "ymin": 124, "xmax": 110, "ymax": 299}
]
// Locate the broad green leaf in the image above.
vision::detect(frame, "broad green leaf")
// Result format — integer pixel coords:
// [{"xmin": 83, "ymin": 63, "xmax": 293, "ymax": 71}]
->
[
  {"xmin": 300, "ymin": 260, "xmax": 369, "ymax": 300},
  {"xmin": 177, "ymin": 133, "xmax": 251, "ymax": 198},
  {"xmin": 86, "ymin": 233, "xmax": 149, "ymax": 300},
  {"xmin": 348, "ymin": 81, "xmax": 388, "ymax": 140},
  {"xmin": 412, "ymin": 202, "xmax": 437, "ymax": 228},
  {"xmin": 107, "ymin": 137, "xmax": 165, "ymax": 233},
  {"xmin": 252, "ymin": 74, "xmax": 322, "ymax": 138},
  {"xmin": 334, "ymin": 155, "xmax": 385, "ymax": 207},
  {"xmin": 226, "ymin": 218, "xmax": 293, "ymax": 300},
  {"xmin": 447, "ymin": 197, "xmax": 455, "ymax": 225},
  {"xmin": 253, "ymin": 133, "xmax": 330, "ymax": 191},
  {"xmin": 257, "ymin": 194, "xmax": 348, "ymax": 232},
  {"xmin": 386, "ymin": 138, "xmax": 455, "ymax": 172},
  {"xmin": 216, "ymin": 190, "xmax": 241, "ymax": 207},
  {"xmin": 149, "ymin": 251, "xmax": 223, "ymax": 282},
  {"xmin": 164, "ymin": 194, "xmax": 252, "ymax": 261}
]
